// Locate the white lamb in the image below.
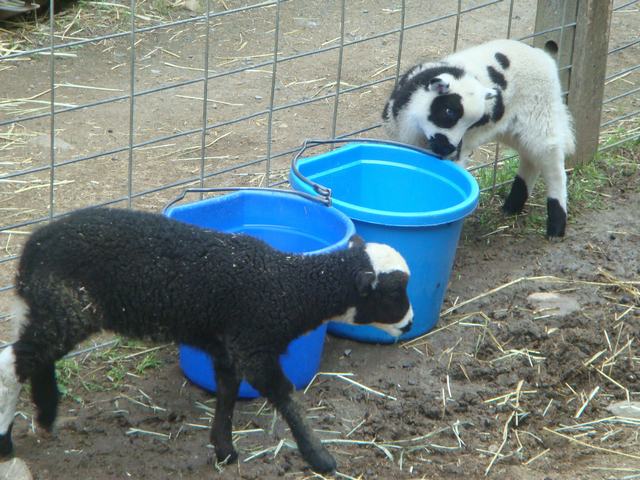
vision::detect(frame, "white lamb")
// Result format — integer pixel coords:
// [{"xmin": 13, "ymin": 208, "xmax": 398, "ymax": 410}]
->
[{"xmin": 383, "ymin": 39, "xmax": 575, "ymax": 237}]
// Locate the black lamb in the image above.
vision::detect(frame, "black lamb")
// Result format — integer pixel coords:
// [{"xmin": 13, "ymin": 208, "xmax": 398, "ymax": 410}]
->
[{"xmin": 0, "ymin": 207, "xmax": 413, "ymax": 473}]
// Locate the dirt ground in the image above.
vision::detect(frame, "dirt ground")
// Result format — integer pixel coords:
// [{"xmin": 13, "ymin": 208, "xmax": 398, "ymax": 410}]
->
[
  {"xmin": 1, "ymin": 0, "xmax": 639, "ymax": 479},
  {"xmin": 3, "ymin": 146, "xmax": 638, "ymax": 480}
]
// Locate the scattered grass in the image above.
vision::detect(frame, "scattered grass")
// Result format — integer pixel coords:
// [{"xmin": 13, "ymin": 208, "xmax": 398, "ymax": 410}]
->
[
  {"xmin": 135, "ymin": 351, "xmax": 162, "ymax": 374},
  {"xmin": 466, "ymin": 127, "xmax": 640, "ymax": 239},
  {"xmin": 48, "ymin": 337, "xmax": 166, "ymax": 402},
  {"xmin": 55, "ymin": 358, "xmax": 84, "ymax": 403}
]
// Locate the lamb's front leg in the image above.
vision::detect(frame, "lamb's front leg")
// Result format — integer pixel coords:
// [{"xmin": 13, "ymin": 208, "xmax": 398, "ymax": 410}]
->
[
  {"xmin": 209, "ymin": 352, "xmax": 240, "ymax": 464},
  {"xmin": 244, "ymin": 354, "xmax": 336, "ymax": 474},
  {"xmin": 503, "ymin": 152, "xmax": 541, "ymax": 215}
]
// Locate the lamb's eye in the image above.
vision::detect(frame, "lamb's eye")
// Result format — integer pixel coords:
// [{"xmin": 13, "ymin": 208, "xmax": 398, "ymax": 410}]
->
[{"xmin": 445, "ymin": 108, "xmax": 455, "ymax": 118}]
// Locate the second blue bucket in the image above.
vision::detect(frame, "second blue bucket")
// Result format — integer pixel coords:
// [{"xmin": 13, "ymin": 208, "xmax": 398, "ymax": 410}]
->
[
  {"xmin": 164, "ymin": 189, "xmax": 355, "ymax": 398},
  {"xmin": 290, "ymin": 140, "xmax": 479, "ymax": 343}
]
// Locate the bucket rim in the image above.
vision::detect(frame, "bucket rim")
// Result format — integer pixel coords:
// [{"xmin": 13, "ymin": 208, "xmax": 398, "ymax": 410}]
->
[
  {"xmin": 165, "ymin": 189, "xmax": 357, "ymax": 256},
  {"xmin": 290, "ymin": 142, "xmax": 480, "ymax": 227}
]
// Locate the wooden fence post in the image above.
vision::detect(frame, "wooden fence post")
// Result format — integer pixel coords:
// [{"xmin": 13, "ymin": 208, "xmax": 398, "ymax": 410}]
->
[
  {"xmin": 566, "ymin": 0, "xmax": 613, "ymax": 167},
  {"xmin": 534, "ymin": 0, "xmax": 578, "ymax": 93},
  {"xmin": 534, "ymin": 0, "xmax": 613, "ymax": 168}
]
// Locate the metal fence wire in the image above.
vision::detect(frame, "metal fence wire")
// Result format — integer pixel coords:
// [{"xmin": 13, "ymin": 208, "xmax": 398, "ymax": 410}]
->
[{"xmin": 0, "ymin": 0, "xmax": 638, "ymax": 322}]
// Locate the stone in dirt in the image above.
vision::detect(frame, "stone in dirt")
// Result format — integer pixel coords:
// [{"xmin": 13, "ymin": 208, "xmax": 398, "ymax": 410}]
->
[
  {"xmin": 0, "ymin": 458, "xmax": 33, "ymax": 480},
  {"xmin": 183, "ymin": 0, "xmax": 204, "ymax": 12},
  {"xmin": 607, "ymin": 401, "xmax": 640, "ymax": 419},
  {"xmin": 527, "ymin": 292, "xmax": 580, "ymax": 317}
]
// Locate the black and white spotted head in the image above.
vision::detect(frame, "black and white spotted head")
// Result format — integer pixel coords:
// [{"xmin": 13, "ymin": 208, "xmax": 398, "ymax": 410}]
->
[
  {"xmin": 384, "ymin": 66, "xmax": 498, "ymax": 160},
  {"xmin": 340, "ymin": 236, "xmax": 413, "ymax": 337},
  {"xmin": 409, "ymin": 73, "xmax": 498, "ymax": 159}
]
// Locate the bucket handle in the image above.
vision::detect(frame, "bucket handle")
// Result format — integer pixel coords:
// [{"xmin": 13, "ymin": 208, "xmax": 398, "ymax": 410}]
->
[
  {"xmin": 163, "ymin": 186, "xmax": 331, "ymax": 214},
  {"xmin": 290, "ymin": 138, "xmax": 437, "ymax": 199}
]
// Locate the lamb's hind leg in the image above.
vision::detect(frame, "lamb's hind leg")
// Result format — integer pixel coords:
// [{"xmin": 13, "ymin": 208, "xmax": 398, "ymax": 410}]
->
[
  {"xmin": 209, "ymin": 350, "xmax": 240, "ymax": 464},
  {"xmin": 11, "ymin": 337, "xmax": 61, "ymax": 435},
  {"xmin": 244, "ymin": 354, "xmax": 336, "ymax": 474},
  {"xmin": 12, "ymin": 280, "xmax": 102, "ymax": 436},
  {"xmin": 27, "ymin": 361, "xmax": 58, "ymax": 431},
  {"xmin": 540, "ymin": 148, "xmax": 568, "ymax": 238}
]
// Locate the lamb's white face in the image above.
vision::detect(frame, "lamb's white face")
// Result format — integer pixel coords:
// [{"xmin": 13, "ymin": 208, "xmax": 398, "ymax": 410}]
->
[
  {"xmin": 407, "ymin": 74, "xmax": 498, "ymax": 160},
  {"xmin": 337, "ymin": 241, "xmax": 413, "ymax": 338}
]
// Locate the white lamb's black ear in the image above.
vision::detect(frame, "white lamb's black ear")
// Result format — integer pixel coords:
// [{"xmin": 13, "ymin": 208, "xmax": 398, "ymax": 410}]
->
[
  {"xmin": 428, "ymin": 77, "xmax": 450, "ymax": 95},
  {"xmin": 348, "ymin": 234, "xmax": 365, "ymax": 249},
  {"xmin": 356, "ymin": 271, "xmax": 376, "ymax": 297},
  {"xmin": 485, "ymin": 87, "xmax": 499, "ymax": 100}
]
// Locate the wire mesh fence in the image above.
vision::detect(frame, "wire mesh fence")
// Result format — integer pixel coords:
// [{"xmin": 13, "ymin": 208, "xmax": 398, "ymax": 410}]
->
[{"xmin": 0, "ymin": 0, "xmax": 638, "ymax": 323}]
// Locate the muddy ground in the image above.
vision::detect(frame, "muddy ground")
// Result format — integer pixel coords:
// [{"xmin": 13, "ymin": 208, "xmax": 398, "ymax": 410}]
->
[
  {"xmin": 1, "ymin": 0, "xmax": 639, "ymax": 478},
  {"xmin": 3, "ymin": 146, "xmax": 638, "ymax": 480}
]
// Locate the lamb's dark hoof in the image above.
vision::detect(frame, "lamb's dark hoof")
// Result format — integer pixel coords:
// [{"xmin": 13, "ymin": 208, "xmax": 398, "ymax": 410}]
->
[
  {"xmin": 0, "ymin": 424, "xmax": 14, "ymax": 457},
  {"xmin": 305, "ymin": 447, "xmax": 337, "ymax": 474},
  {"xmin": 214, "ymin": 445, "xmax": 238, "ymax": 465},
  {"xmin": 502, "ymin": 175, "xmax": 528, "ymax": 215},
  {"xmin": 546, "ymin": 198, "xmax": 566, "ymax": 238}
]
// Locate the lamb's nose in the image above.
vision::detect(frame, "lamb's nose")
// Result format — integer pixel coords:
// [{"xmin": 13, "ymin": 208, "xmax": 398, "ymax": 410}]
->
[{"xmin": 428, "ymin": 134, "xmax": 456, "ymax": 157}]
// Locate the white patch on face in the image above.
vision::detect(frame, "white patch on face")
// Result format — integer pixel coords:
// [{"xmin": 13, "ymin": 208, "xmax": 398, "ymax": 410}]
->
[
  {"xmin": 0, "ymin": 347, "xmax": 21, "ymax": 435},
  {"xmin": 371, "ymin": 305, "xmax": 414, "ymax": 338},
  {"xmin": 365, "ymin": 243, "xmax": 410, "ymax": 286},
  {"xmin": 407, "ymin": 75, "xmax": 494, "ymax": 160}
]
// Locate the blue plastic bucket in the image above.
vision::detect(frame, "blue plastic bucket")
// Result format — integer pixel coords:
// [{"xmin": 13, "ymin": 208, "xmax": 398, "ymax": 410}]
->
[
  {"xmin": 164, "ymin": 189, "xmax": 356, "ymax": 398},
  {"xmin": 289, "ymin": 140, "xmax": 479, "ymax": 343}
]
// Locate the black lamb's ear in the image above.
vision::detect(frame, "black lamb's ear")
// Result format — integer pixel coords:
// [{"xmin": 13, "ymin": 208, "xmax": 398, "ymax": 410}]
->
[
  {"xmin": 356, "ymin": 271, "xmax": 376, "ymax": 297},
  {"xmin": 348, "ymin": 234, "xmax": 365, "ymax": 249}
]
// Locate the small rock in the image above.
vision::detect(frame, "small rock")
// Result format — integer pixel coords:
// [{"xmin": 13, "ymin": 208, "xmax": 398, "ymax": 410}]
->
[
  {"xmin": 293, "ymin": 18, "xmax": 318, "ymax": 28},
  {"xmin": 620, "ymin": 294, "xmax": 634, "ymax": 305},
  {"xmin": 607, "ymin": 401, "xmax": 640, "ymax": 419},
  {"xmin": 183, "ymin": 0, "xmax": 204, "ymax": 13},
  {"xmin": 343, "ymin": 349, "xmax": 352, "ymax": 357},
  {"xmin": 30, "ymin": 134, "xmax": 75, "ymax": 152},
  {"xmin": 0, "ymin": 458, "xmax": 33, "ymax": 480},
  {"xmin": 492, "ymin": 310, "xmax": 508, "ymax": 321},
  {"xmin": 527, "ymin": 292, "xmax": 580, "ymax": 317},
  {"xmin": 255, "ymin": 95, "xmax": 263, "ymax": 100}
]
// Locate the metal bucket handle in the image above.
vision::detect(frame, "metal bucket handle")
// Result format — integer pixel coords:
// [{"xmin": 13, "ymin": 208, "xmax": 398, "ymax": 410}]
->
[
  {"xmin": 290, "ymin": 137, "xmax": 437, "ymax": 201},
  {"xmin": 163, "ymin": 186, "xmax": 331, "ymax": 214}
]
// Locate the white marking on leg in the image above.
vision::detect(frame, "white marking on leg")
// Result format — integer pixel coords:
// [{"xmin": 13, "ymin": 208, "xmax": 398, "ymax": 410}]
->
[
  {"xmin": 541, "ymin": 150, "xmax": 568, "ymax": 211},
  {"xmin": 10, "ymin": 296, "xmax": 30, "ymax": 338},
  {"xmin": 0, "ymin": 347, "xmax": 22, "ymax": 435},
  {"xmin": 517, "ymin": 153, "xmax": 541, "ymax": 195}
]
